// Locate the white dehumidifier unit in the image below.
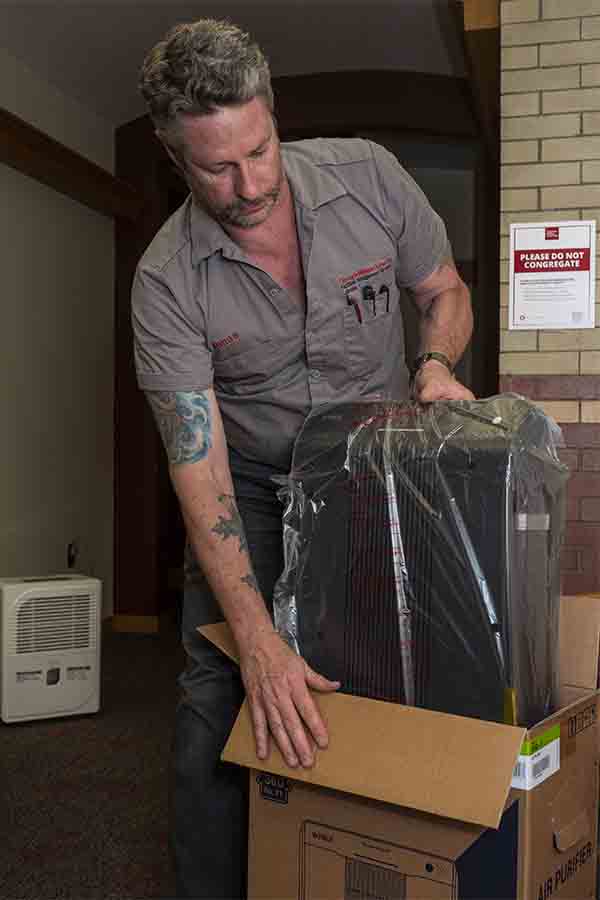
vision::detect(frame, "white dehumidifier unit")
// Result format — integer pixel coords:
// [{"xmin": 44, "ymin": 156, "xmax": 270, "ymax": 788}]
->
[{"xmin": 0, "ymin": 574, "xmax": 102, "ymax": 723}]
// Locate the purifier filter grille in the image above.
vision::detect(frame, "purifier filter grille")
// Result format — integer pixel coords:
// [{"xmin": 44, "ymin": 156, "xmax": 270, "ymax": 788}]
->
[
  {"xmin": 345, "ymin": 859, "xmax": 407, "ymax": 900},
  {"xmin": 343, "ymin": 446, "xmax": 436, "ymax": 705},
  {"xmin": 11, "ymin": 594, "xmax": 97, "ymax": 654}
]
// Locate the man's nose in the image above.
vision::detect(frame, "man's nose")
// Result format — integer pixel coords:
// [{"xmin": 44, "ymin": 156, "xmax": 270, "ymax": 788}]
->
[{"xmin": 235, "ymin": 161, "xmax": 260, "ymax": 200}]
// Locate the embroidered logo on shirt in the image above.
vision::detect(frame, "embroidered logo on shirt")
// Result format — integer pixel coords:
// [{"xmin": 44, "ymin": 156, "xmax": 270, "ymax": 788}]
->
[
  {"xmin": 337, "ymin": 257, "xmax": 393, "ymax": 290},
  {"xmin": 212, "ymin": 332, "xmax": 241, "ymax": 352}
]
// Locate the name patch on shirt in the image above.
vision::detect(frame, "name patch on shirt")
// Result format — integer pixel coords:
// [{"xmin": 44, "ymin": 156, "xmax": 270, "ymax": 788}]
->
[{"xmin": 212, "ymin": 332, "xmax": 241, "ymax": 352}]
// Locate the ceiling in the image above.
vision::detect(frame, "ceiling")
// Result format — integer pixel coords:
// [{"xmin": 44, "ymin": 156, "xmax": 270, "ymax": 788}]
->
[{"xmin": 0, "ymin": 0, "xmax": 466, "ymax": 127}]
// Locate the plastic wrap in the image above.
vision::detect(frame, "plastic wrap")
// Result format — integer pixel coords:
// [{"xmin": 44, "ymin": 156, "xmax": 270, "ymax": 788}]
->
[{"xmin": 273, "ymin": 394, "xmax": 568, "ymax": 727}]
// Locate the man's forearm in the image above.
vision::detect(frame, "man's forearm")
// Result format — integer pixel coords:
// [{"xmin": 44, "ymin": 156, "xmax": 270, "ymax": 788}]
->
[
  {"xmin": 415, "ymin": 281, "xmax": 473, "ymax": 366},
  {"xmin": 177, "ymin": 481, "xmax": 275, "ymax": 647},
  {"xmin": 145, "ymin": 388, "xmax": 275, "ymax": 650}
]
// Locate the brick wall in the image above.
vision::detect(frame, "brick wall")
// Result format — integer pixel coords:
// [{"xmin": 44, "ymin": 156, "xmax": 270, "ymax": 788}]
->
[{"xmin": 500, "ymin": 0, "xmax": 600, "ymax": 592}]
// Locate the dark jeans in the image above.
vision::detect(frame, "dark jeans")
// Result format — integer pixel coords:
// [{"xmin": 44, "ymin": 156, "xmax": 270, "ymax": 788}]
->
[{"xmin": 171, "ymin": 487, "xmax": 284, "ymax": 899}]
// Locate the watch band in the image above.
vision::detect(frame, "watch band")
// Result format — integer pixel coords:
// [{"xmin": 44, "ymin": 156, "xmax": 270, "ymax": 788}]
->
[{"xmin": 409, "ymin": 351, "xmax": 454, "ymax": 383}]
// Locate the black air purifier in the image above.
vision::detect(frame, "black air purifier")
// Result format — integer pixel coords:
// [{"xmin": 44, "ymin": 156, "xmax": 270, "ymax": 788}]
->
[{"xmin": 275, "ymin": 397, "xmax": 567, "ymax": 726}]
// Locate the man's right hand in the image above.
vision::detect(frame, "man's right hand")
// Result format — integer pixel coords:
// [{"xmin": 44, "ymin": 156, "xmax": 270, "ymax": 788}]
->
[{"xmin": 239, "ymin": 628, "xmax": 340, "ymax": 769}]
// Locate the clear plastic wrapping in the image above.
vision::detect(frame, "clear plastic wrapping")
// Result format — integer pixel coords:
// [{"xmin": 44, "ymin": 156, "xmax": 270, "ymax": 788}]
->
[{"xmin": 273, "ymin": 394, "xmax": 568, "ymax": 727}]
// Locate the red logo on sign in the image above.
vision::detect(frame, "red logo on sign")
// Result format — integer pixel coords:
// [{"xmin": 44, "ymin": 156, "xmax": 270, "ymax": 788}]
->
[{"xmin": 545, "ymin": 227, "xmax": 560, "ymax": 240}]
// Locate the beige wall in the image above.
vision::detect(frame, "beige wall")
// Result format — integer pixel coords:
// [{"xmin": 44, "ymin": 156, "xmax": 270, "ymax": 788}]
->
[
  {"xmin": 500, "ymin": 0, "xmax": 600, "ymax": 594},
  {"xmin": 0, "ymin": 47, "xmax": 115, "ymax": 616},
  {"xmin": 500, "ymin": 0, "xmax": 600, "ymax": 403},
  {"xmin": 0, "ymin": 46, "xmax": 113, "ymax": 171}
]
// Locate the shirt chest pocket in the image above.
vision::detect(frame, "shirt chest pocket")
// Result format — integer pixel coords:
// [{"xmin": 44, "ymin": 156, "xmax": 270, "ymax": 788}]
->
[{"xmin": 343, "ymin": 281, "xmax": 400, "ymax": 378}]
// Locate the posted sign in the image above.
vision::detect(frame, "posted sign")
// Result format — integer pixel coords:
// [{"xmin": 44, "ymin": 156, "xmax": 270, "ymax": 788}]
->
[{"xmin": 509, "ymin": 220, "xmax": 596, "ymax": 329}]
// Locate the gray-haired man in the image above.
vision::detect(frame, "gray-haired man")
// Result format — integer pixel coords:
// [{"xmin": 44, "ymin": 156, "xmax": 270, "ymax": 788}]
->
[{"xmin": 133, "ymin": 17, "xmax": 474, "ymax": 898}]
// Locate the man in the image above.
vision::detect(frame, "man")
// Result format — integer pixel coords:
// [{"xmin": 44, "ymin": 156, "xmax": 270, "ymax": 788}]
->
[{"xmin": 133, "ymin": 18, "xmax": 474, "ymax": 899}]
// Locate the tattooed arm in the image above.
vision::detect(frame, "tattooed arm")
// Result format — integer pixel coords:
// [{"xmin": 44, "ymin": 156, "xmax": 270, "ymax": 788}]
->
[
  {"xmin": 146, "ymin": 388, "xmax": 338, "ymax": 769},
  {"xmin": 146, "ymin": 388, "xmax": 273, "ymax": 638},
  {"xmin": 408, "ymin": 243, "xmax": 475, "ymax": 403}
]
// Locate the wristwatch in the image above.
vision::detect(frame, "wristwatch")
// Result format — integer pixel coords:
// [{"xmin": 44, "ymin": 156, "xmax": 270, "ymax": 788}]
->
[{"xmin": 409, "ymin": 351, "xmax": 454, "ymax": 386}]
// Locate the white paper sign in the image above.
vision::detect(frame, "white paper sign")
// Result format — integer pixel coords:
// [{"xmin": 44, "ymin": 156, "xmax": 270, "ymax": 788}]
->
[{"xmin": 509, "ymin": 220, "xmax": 596, "ymax": 329}]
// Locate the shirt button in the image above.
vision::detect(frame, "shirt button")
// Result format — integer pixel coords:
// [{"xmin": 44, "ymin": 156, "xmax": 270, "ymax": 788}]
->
[
  {"xmin": 269, "ymin": 287, "xmax": 281, "ymax": 297},
  {"xmin": 310, "ymin": 369, "xmax": 321, "ymax": 381}
]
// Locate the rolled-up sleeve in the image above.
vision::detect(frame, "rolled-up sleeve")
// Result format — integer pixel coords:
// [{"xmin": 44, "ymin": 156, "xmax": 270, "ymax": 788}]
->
[{"xmin": 131, "ymin": 264, "xmax": 213, "ymax": 392}]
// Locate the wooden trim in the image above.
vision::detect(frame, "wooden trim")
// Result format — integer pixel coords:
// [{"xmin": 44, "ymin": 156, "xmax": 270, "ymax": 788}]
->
[
  {"xmin": 455, "ymin": 1, "xmax": 500, "ymax": 393},
  {"xmin": 463, "ymin": 0, "xmax": 499, "ymax": 31},
  {"xmin": 452, "ymin": 2, "xmax": 499, "ymax": 167},
  {"xmin": 0, "ymin": 106, "xmax": 143, "ymax": 221},
  {"xmin": 451, "ymin": 2, "xmax": 499, "ymax": 397},
  {"xmin": 111, "ymin": 614, "xmax": 160, "ymax": 634},
  {"xmin": 114, "ymin": 115, "xmax": 174, "ymax": 621}
]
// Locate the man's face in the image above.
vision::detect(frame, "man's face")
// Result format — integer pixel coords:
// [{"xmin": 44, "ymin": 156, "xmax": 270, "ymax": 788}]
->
[{"xmin": 172, "ymin": 97, "xmax": 284, "ymax": 229}]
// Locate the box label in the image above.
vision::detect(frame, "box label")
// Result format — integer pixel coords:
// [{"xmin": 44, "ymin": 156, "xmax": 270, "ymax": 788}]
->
[
  {"xmin": 567, "ymin": 703, "xmax": 597, "ymax": 738},
  {"xmin": 256, "ymin": 773, "xmax": 292, "ymax": 805},
  {"xmin": 511, "ymin": 724, "xmax": 560, "ymax": 790}
]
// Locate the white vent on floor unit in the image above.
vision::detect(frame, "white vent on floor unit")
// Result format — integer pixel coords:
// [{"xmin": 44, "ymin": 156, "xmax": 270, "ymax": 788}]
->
[{"xmin": 1, "ymin": 575, "xmax": 102, "ymax": 723}]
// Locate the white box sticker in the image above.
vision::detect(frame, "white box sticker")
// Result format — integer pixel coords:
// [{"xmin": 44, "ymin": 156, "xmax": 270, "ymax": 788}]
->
[{"xmin": 511, "ymin": 725, "xmax": 560, "ymax": 791}]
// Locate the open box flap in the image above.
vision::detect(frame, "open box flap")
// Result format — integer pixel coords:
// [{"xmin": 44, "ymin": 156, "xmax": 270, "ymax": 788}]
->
[
  {"xmin": 200, "ymin": 624, "xmax": 526, "ymax": 829},
  {"xmin": 560, "ymin": 594, "xmax": 600, "ymax": 691}
]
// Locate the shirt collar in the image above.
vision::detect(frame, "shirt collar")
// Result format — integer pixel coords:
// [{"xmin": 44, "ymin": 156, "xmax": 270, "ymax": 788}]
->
[
  {"xmin": 189, "ymin": 200, "xmax": 235, "ymax": 265},
  {"xmin": 282, "ymin": 142, "xmax": 348, "ymax": 211},
  {"xmin": 189, "ymin": 141, "xmax": 348, "ymax": 265}
]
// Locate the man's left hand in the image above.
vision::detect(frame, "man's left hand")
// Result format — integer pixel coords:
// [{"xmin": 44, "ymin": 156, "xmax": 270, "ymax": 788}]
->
[{"xmin": 413, "ymin": 360, "xmax": 475, "ymax": 404}]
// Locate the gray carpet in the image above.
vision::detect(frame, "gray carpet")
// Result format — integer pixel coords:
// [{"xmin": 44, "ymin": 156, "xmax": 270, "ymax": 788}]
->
[{"xmin": 1, "ymin": 618, "xmax": 185, "ymax": 899}]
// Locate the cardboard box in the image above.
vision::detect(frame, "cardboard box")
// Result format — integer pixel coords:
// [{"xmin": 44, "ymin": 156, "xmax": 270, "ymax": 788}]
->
[
  {"xmin": 201, "ymin": 595, "xmax": 600, "ymax": 899},
  {"xmin": 559, "ymin": 595, "xmax": 600, "ymax": 708},
  {"xmin": 560, "ymin": 593, "xmax": 600, "ymax": 900}
]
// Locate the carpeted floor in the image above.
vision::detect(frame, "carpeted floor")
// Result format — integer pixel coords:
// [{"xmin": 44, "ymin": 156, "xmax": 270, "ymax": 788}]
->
[{"xmin": 1, "ymin": 616, "xmax": 185, "ymax": 899}]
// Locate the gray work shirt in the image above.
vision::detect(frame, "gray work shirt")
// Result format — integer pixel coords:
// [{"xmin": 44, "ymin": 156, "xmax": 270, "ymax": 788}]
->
[{"xmin": 132, "ymin": 138, "xmax": 448, "ymax": 470}]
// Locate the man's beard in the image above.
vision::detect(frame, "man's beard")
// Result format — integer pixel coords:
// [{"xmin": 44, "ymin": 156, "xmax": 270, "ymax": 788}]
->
[
  {"xmin": 191, "ymin": 164, "xmax": 285, "ymax": 230},
  {"xmin": 215, "ymin": 174, "xmax": 284, "ymax": 229}
]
